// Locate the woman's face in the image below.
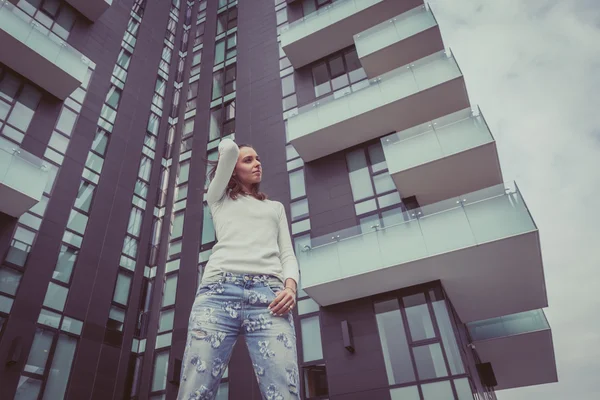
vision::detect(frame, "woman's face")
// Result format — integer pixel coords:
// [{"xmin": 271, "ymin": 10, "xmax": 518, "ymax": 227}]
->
[{"xmin": 234, "ymin": 146, "xmax": 262, "ymax": 187}]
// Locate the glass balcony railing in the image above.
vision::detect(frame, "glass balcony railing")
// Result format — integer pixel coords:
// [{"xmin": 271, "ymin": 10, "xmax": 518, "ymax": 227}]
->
[
  {"xmin": 0, "ymin": 0, "xmax": 89, "ymax": 83},
  {"xmin": 0, "ymin": 139, "xmax": 48, "ymax": 216},
  {"xmin": 354, "ymin": 4, "xmax": 437, "ymax": 59},
  {"xmin": 467, "ymin": 309, "xmax": 550, "ymax": 342},
  {"xmin": 381, "ymin": 107, "xmax": 494, "ymax": 173},
  {"xmin": 287, "ymin": 50, "xmax": 462, "ymax": 141},
  {"xmin": 298, "ymin": 182, "xmax": 537, "ymax": 289},
  {"xmin": 281, "ymin": 0, "xmax": 384, "ymax": 41}
]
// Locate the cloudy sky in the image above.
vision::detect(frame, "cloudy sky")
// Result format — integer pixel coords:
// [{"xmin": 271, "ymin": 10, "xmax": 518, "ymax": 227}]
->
[{"xmin": 428, "ymin": 0, "xmax": 600, "ymax": 399}]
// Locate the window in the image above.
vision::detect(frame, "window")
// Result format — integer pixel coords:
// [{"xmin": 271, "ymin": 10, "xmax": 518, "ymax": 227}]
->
[
  {"xmin": 214, "ymin": 33, "xmax": 237, "ymax": 65},
  {"xmin": 43, "ymin": 283, "xmax": 68, "ymax": 312},
  {"xmin": 158, "ymin": 309, "xmax": 175, "ymax": 333},
  {"xmin": 375, "ymin": 299, "xmax": 415, "ymax": 385},
  {"xmin": 113, "ymin": 273, "xmax": 132, "ymax": 306},
  {"xmin": 75, "ymin": 181, "xmax": 95, "ymax": 212},
  {"xmin": 24, "ymin": 328, "xmax": 54, "ymax": 375},
  {"xmin": 404, "ymin": 293, "xmax": 436, "ymax": 342},
  {"xmin": 151, "ymin": 351, "xmax": 169, "ymax": 392},
  {"xmin": 42, "ymin": 334, "xmax": 77, "ymax": 399},
  {"xmin": 13, "ymin": 0, "xmax": 77, "ymax": 41},
  {"xmin": 209, "ymin": 101, "xmax": 235, "ymax": 141},
  {"xmin": 300, "ymin": 316, "xmax": 323, "ymax": 362},
  {"xmin": 56, "ymin": 108, "xmax": 77, "ymax": 136},
  {"xmin": 162, "ymin": 274, "xmax": 178, "ymax": 307},
  {"xmin": 217, "ymin": 7, "xmax": 237, "ymax": 35},
  {"xmin": 127, "ymin": 208, "xmax": 144, "ymax": 237},
  {"xmin": 375, "ymin": 286, "xmax": 470, "ymax": 399},
  {"xmin": 0, "ymin": 266, "xmax": 22, "ymax": 296},
  {"xmin": 311, "ymin": 49, "xmax": 367, "ymax": 98},
  {"xmin": 92, "ymin": 129, "xmax": 109, "ymax": 156},
  {"xmin": 0, "ymin": 69, "xmax": 42, "ymax": 143},
  {"xmin": 108, "ymin": 306, "xmax": 125, "ymax": 331},
  {"xmin": 304, "ymin": 365, "xmax": 329, "ymax": 398},
  {"xmin": 172, "ymin": 213, "xmax": 185, "ymax": 238},
  {"xmin": 289, "ymin": 169, "xmax": 306, "ymax": 199},
  {"xmin": 201, "ymin": 203, "xmax": 215, "ymax": 245},
  {"xmin": 346, "ymin": 143, "xmax": 405, "ymax": 221},
  {"xmin": 53, "ymin": 246, "xmax": 78, "ymax": 284},
  {"xmin": 211, "ymin": 64, "xmax": 236, "ymax": 100},
  {"xmin": 138, "ymin": 156, "xmax": 152, "ymax": 182}
]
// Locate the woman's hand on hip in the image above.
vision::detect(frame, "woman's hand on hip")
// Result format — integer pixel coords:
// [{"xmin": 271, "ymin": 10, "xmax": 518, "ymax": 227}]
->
[{"xmin": 269, "ymin": 288, "xmax": 296, "ymax": 316}]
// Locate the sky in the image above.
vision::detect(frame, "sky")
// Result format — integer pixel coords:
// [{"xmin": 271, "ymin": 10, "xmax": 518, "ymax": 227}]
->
[{"xmin": 428, "ymin": 0, "xmax": 600, "ymax": 399}]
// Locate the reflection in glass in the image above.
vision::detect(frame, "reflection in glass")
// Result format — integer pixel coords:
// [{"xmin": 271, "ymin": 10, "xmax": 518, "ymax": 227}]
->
[
  {"xmin": 43, "ymin": 282, "xmax": 68, "ymax": 311},
  {"xmin": 300, "ymin": 316, "xmax": 323, "ymax": 362},
  {"xmin": 151, "ymin": 351, "xmax": 169, "ymax": 392},
  {"xmin": 413, "ymin": 343, "xmax": 448, "ymax": 380},
  {"xmin": 375, "ymin": 299, "xmax": 415, "ymax": 384},
  {"xmin": 403, "ymin": 293, "xmax": 435, "ymax": 341},
  {"xmin": 42, "ymin": 334, "xmax": 77, "ymax": 399},
  {"xmin": 422, "ymin": 380, "xmax": 454, "ymax": 400},
  {"xmin": 25, "ymin": 328, "xmax": 54, "ymax": 375},
  {"xmin": 454, "ymin": 378, "xmax": 474, "ymax": 400},
  {"xmin": 14, "ymin": 375, "xmax": 42, "ymax": 400},
  {"xmin": 390, "ymin": 385, "xmax": 420, "ymax": 400},
  {"xmin": 0, "ymin": 266, "xmax": 22, "ymax": 295},
  {"xmin": 432, "ymin": 300, "xmax": 465, "ymax": 375}
]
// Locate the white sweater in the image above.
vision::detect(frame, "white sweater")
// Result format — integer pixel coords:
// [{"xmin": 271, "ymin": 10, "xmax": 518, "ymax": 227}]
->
[{"xmin": 202, "ymin": 139, "xmax": 300, "ymax": 285}]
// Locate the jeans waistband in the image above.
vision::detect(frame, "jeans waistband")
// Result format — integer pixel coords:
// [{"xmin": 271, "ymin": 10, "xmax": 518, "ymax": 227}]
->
[{"xmin": 203, "ymin": 272, "xmax": 283, "ymax": 287}]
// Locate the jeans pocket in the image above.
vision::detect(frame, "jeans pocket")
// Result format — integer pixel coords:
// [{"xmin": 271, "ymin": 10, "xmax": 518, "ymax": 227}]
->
[{"xmin": 265, "ymin": 279, "xmax": 284, "ymax": 297}]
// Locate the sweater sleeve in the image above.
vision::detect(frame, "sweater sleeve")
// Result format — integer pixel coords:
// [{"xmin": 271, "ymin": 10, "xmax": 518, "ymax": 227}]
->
[
  {"xmin": 277, "ymin": 202, "xmax": 300, "ymax": 286},
  {"xmin": 206, "ymin": 138, "xmax": 239, "ymax": 207}
]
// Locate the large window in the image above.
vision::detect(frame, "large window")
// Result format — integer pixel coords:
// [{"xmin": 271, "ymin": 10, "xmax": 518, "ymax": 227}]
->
[
  {"xmin": 216, "ymin": 6, "xmax": 237, "ymax": 35},
  {"xmin": 311, "ymin": 48, "xmax": 367, "ymax": 99},
  {"xmin": 375, "ymin": 286, "xmax": 472, "ymax": 399},
  {"xmin": 14, "ymin": 0, "xmax": 77, "ymax": 41},
  {"xmin": 346, "ymin": 142, "xmax": 406, "ymax": 227},
  {"xmin": 209, "ymin": 101, "xmax": 236, "ymax": 141},
  {"xmin": 0, "ymin": 68, "xmax": 42, "ymax": 144}
]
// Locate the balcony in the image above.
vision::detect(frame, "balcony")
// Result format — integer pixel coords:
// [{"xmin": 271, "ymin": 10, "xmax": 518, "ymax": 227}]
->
[
  {"xmin": 65, "ymin": 0, "xmax": 112, "ymax": 21},
  {"xmin": 381, "ymin": 107, "xmax": 503, "ymax": 205},
  {"xmin": 354, "ymin": 4, "xmax": 444, "ymax": 78},
  {"xmin": 288, "ymin": 50, "xmax": 469, "ymax": 162},
  {"xmin": 281, "ymin": 0, "xmax": 422, "ymax": 69},
  {"xmin": 467, "ymin": 310, "xmax": 558, "ymax": 390},
  {"xmin": 0, "ymin": 1, "xmax": 90, "ymax": 100},
  {"xmin": 0, "ymin": 141, "xmax": 48, "ymax": 218},
  {"xmin": 298, "ymin": 183, "xmax": 547, "ymax": 323}
]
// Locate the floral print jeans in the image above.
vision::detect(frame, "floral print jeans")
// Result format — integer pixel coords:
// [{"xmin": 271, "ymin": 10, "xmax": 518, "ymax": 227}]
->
[{"xmin": 176, "ymin": 272, "xmax": 299, "ymax": 400}]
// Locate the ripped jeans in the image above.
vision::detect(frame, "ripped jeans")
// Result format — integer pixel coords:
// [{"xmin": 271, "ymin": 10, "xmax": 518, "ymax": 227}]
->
[{"xmin": 176, "ymin": 272, "xmax": 300, "ymax": 400}]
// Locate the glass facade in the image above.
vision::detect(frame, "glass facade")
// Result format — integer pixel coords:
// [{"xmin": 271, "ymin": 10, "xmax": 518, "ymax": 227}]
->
[{"xmin": 375, "ymin": 286, "xmax": 473, "ymax": 399}]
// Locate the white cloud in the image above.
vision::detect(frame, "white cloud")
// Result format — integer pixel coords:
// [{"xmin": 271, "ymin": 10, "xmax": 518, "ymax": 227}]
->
[{"xmin": 429, "ymin": 1, "xmax": 600, "ymax": 398}]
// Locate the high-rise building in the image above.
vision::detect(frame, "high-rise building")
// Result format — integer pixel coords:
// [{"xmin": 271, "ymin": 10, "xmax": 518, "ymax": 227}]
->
[{"xmin": 0, "ymin": 0, "xmax": 558, "ymax": 399}]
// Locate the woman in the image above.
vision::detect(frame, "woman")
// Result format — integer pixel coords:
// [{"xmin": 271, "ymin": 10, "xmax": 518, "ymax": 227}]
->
[{"xmin": 177, "ymin": 138, "xmax": 300, "ymax": 400}]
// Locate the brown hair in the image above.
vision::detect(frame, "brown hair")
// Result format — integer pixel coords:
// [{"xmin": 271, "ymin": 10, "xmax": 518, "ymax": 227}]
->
[{"xmin": 207, "ymin": 144, "xmax": 268, "ymax": 201}]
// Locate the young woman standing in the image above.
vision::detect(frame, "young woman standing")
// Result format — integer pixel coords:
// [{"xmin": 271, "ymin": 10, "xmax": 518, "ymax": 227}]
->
[{"xmin": 177, "ymin": 138, "xmax": 300, "ymax": 400}]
